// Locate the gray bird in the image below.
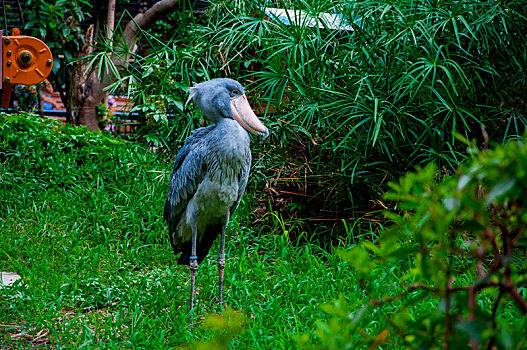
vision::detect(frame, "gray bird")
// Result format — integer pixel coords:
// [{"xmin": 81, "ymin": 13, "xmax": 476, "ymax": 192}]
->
[{"xmin": 164, "ymin": 78, "xmax": 269, "ymax": 310}]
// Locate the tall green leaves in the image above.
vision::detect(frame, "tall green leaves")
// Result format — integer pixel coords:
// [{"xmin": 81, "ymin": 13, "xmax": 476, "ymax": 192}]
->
[
  {"xmin": 105, "ymin": 0, "xmax": 526, "ymax": 232},
  {"xmin": 199, "ymin": 0, "xmax": 526, "ymax": 172}
]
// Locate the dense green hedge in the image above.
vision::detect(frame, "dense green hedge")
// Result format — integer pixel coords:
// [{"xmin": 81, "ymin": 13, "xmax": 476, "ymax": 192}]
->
[
  {"xmin": 331, "ymin": 132, "xmax": 527, "ymax": 349},
  {"xmin": 0, "ymin": 113, "xmax": 167, "ymax": 245},
  {"xmin": 100, "ymin": 0, "xmax": 527, "ymax": 237}
]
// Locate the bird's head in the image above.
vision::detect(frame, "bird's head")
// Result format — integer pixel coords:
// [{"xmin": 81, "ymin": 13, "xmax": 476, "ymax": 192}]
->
[{"xmin": 187, "ymin": 78, "xmax": 269, "ymax": 138}]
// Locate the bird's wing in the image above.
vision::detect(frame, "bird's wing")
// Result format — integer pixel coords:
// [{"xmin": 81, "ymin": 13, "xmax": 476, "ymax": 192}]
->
[
  {"xmin": 163, "ymin": 125, "xmax": 215, "ymax": 226},
  {"xmin": 230, "ymin": 151, "xmax": 252, "ymax": 218}
]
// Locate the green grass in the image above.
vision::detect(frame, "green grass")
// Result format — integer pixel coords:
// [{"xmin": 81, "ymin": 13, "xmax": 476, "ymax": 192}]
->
[
  {"xmin": 0, "ymin": 113, "xmax": 372, "ymax": 348},
  {"xmin": 0, "ymin": 113, "xmax": 522, "ymax": 349}
]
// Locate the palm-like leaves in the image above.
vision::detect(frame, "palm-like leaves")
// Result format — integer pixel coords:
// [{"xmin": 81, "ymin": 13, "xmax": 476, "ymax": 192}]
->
[{"xmin": 97, "ymin": 0, "xmax": 526, "ymax": 230}]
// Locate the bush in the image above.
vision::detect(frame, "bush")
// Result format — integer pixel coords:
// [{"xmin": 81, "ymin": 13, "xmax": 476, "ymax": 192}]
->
[
  {"xmin": 0, "ymin": 112, "xmax": 167, "ymax": 246},
  {"xmin": 100, "ymin": 0, "xmax": 527, "ymax": 238},
  {"xmin": 322, "ymin": 135, "xmax": 527, "ymax": 348}
]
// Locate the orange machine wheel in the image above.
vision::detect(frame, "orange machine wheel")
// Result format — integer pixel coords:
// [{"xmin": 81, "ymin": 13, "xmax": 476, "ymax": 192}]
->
[{"xmin": 2, "ymin": 32, "xmax": 53, "ymax": 85}]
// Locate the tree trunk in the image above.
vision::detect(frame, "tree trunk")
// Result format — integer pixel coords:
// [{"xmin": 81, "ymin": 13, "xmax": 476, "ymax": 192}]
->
[
  {"xmin": 107, "ymin": 0, "xmax": 116, "ymax": 41},
  {"xmin": 101, "ymin": 0, "xmax": 117, "ymax": 120},
  {"xmin": 66, "ymin": 24, "xmax": 104, "ymax": 131},
  {"xmin": 69, "ymin": 0, "xmax": 181, "ymax": 130},
  {"xmin": 67, "ymin": 61, "xmax": 105, "ymax": 131}
]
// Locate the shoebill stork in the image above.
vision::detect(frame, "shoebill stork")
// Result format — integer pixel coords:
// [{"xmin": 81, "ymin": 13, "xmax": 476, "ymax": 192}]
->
[{"xmin": 164, "ymin": 78, "xmax": 268, "ymax": 309}]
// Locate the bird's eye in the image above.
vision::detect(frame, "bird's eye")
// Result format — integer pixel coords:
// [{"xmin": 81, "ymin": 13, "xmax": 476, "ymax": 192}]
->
[{"xmin": 231, "ymin": 89, "xmax": 240, "ymax": 96}]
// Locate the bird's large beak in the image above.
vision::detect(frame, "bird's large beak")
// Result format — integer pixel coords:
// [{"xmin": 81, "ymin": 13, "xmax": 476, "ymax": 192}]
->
[{"xmin": 231, "ymin": 95, "xmax": 269, "ymax": 139}]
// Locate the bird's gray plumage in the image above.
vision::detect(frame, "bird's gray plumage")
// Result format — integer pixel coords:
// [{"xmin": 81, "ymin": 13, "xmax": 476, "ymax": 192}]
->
[
  {"xmin": 164, "ymin": 78, "xmax": 265, "ymax": 267},
  {"xmin": 163, "ymin": 120, "xmax": 251, "ymax": 264}
]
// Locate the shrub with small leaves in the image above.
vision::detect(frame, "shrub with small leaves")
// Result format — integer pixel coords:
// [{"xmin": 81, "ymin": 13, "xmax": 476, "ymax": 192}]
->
[
  {"xmin": 194, "ymin": 308, "xmax": 246, "ymax": 350},
  {"xmin": 310, "ymin": 135, "xmax": 527, "ymax": 349}
]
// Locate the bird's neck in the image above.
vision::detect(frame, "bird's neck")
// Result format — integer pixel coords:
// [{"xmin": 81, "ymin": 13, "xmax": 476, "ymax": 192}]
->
[
  {"xmin": 209, "ymin": 118, "xmax": 251, "ymax": 158},
  {"xmin": 215, "ymin": 118, "xmax": 250, "ymax": 140},
  {"xmin": 207, "ymin": 118, "xmax": 251, "ymax": 180}
]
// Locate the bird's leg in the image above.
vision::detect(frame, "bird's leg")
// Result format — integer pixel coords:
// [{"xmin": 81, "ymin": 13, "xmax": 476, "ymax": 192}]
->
[
  {"xmin": 189, "ymin": 220, "xmax": 199, "ymax": 311},
  {"xmin": 218, "ymin": 213, "xmax": 229, "ymax": 306}
]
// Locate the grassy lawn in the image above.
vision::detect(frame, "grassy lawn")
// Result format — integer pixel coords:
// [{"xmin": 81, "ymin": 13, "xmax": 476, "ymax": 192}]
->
[
  {"xmin": 0, "ymin": 113, "xmax": 523, "ymax": 349},
  {"xmin": 0, "ymin": 114, "xmax": 377, "ymax": 348}
]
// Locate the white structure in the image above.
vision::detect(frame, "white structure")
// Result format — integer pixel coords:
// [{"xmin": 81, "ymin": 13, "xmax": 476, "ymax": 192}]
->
[
  {"xmin": 1, "ymin": 271, "xmax": 21, "ymax": 287},
  {"xmin": 264, "ymin": 8, "xmax": 357, "ymax": 31}
]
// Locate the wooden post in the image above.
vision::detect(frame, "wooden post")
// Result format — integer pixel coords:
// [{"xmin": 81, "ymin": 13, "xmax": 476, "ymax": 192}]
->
[{"xmin": 0, "ymin": 30, "xmax": 3, "ymax": 90}]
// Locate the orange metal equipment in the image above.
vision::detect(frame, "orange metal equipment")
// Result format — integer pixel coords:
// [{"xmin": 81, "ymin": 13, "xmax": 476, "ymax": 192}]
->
[{"xmin": 1, "ymin": 28, "xmax": 53, "ymax": 109}]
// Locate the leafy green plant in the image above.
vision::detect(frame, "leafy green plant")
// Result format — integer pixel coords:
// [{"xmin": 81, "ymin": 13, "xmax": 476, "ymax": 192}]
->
[
  {"xmin": 78, "ymin": 1, "xmax": 213, "ymax": 150},
  {"xmin": 94, "ymin": 0, "xmax": 527, "ymax": 239},
  {"xmin": 23, "ymin": 0, "xmax": 91, "ymax": 88},
  {"xmin": 325, "ymin": 135, "xmax": 527, "ymax": 348},
  {"xmin": 194, "ymin": 308, "xmax": 246, "ymax": 350}
]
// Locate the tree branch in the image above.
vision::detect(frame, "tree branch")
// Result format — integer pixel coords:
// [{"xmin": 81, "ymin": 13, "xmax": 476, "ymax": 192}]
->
[
  {"xmin": 123, "ymin": 0, "xmax": 181, "ymax": 49},
  {"xmin": 96, "ymin": 0, "xmax": 182, "ymax": 96}
]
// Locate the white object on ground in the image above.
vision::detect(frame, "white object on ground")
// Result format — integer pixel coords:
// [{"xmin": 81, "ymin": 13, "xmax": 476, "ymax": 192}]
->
[{"xmin": 1, "ymin": 272, "xmax": 21, "ymax": 287}]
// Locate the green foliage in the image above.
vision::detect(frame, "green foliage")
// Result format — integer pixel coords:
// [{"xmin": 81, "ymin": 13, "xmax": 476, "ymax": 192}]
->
[
  {"xmin": 195, "ymin": 308, "xmax": 246, "ymax": 350},
  {"xmin": 12, "ymin": 85, "xmax": 39, "ymax": 112},
  {"xmin": 199, "ymin": 0, "xmax": 527, "ymax": 181},
  {"xmin": 99, "ymin": 0, "xmax": 527, "ymax": 237},
  {"xmin": 23, "ymin": 0, "xmax": 91, "ymax": 75},
  {"xmin": 81, "ymin": 0, "xmax": 209, "ymax": 150},
  {"xmin": 1, "ymin": 112, "xmax": 146, "ymax": 193},
  {"xmin": 330, "ymin": 136, "xmax": 527, "ymax": 348},
  {"xmin": 0, "ymin": 112, "xmax": 167, "ymax": 250},
  {"xmin": 0, "ymin": 112, "xmax": 394, "ymax": 348}
]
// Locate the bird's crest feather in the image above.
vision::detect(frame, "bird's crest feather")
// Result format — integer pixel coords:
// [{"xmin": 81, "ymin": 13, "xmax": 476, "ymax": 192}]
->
[{"xmin": 186, "ymin": 83, "xmax": 199, "ymax": 106}]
